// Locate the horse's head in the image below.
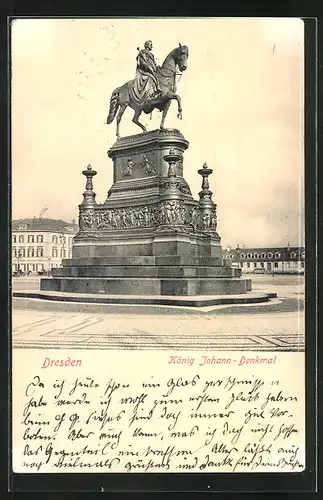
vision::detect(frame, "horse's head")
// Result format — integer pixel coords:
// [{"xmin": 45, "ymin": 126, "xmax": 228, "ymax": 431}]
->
[{"xmin": 175, "ymin": 43, "xmax": 189, "ymax": 72}]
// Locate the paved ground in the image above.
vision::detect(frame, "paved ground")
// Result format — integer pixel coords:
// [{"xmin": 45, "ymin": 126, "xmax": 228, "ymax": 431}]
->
[{"xmin": 11, "ymin": 275, "xmax": 304, "ymax": 351}]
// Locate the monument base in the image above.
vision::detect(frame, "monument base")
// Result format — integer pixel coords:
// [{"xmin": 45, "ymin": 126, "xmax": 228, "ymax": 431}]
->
[
  {"xmin": 41, "ymin": 277, "xmax": 251, "ymax": 296},
  {"xmin": 42, "ymin": 129, "xmax": 257, "ymax": 299},
  {"xmin": 41, "ymin": 255, "xmax": 251, "ymax": 296}
]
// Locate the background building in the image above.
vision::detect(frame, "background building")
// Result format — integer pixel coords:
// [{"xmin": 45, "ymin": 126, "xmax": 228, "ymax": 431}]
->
[
  {"xmin": 223, "ymin": 244, "xmax": 305, "ymax": 275},
  {"xmin": 12, "ymin": 218, "xmax": 78, "ymax": 274}
]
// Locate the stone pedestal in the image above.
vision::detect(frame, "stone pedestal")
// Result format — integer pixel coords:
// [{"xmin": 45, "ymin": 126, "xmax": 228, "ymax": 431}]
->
[{"xmin": 41, "ymin": 128, "xmax": 252, "ymax": 296}]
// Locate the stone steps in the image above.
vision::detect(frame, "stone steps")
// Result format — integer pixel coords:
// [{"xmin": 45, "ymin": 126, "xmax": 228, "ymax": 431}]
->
[
  {"xmin": 41, "ymin": 277, "xmax": 251, "ymax": 296},
  {"xmin": 52, "ymin": 265, "xmax": 240, "ymax": 278},
  {"xmin": 62, "ymin": 256, "xmax": 226, "ymax": 267},
  {"xmin": 14, "ymin": 290, "xmax": 275, "ymax": 307}
]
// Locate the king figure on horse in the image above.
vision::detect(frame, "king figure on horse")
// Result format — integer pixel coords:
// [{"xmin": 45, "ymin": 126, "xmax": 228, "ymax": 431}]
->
[
  {"xmin": 133, "ymin": 40, "xmax": 161, "ymax": 106},
  {"xmin": 106, "ymin": 41, "xmax": 189, "ymax": 137}
]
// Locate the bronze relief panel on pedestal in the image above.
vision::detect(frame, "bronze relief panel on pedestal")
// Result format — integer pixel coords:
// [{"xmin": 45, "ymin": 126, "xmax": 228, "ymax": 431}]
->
[{"xmin": 118, "ymin": 152, "xmax": 157, "ymax": 180}]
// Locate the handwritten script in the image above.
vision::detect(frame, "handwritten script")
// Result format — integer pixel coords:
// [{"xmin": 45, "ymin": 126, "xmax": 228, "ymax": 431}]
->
[{"xmin": 12, "ymin": 350, "xmax": 305, "ymax": 473}]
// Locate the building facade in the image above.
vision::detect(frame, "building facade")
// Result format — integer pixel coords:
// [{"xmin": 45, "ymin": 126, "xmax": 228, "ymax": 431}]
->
[
  {"xmin": 12, "ymin": 218, "xmax": 78, "ymax": 274},
  {"xmin": 223, "ymin": 245, "xmax": 305, "ymax": 274}
]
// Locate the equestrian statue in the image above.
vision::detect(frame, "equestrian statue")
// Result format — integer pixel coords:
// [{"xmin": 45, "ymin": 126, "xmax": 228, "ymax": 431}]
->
[{"xmin": 106, "ymin": 41, "xmax": 189, "ymax": 137}]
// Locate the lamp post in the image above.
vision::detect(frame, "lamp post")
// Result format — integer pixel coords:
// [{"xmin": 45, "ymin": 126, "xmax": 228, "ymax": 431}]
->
[
  {"xmin": 236, "ymin": 245, "xmax": 241, "ymax": 270},
  {"xmin": 282, "ymin": 242, "xmax": 291, "ymax": 276},
  {"xmin": 59, "ymin": 232, "xmax": 66, "ymax": 263},
  {"xmin": 16, "ymin": 250, "xmax": 22, "ymax": 274},
  {"xmin": 236, "ymin": 243, "xmax": 241, "ymax": 269}
]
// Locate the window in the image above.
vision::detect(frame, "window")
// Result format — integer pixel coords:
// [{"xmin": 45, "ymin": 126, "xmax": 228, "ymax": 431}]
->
[
  {"xmin": 18, "ymin": 223, "xmax": 27, "ymax": 230},
  {"xmin": 254, "ymin": 262, "xmax": 257, "ymax": 268},
  {"xmin": 274, "ymin": 262, "xmax": 278, "ymax": 268},
  {"xmin": 37, "ymin": 235, "xmax": 43, "ymax": 243},
  {"xmin": 19, "ymin": 235, "xmax": 24, "ymax": 243},
  {"xmin": 69, "ymin": 237, "xmax": 73, "ymax": 245},
  {"xmin": 27, "ymin": 247, "xmax": 35, "ymax": 257},
  {"xmin": 52, "ymin": 248, "xmax": 58, "ymax": 258},
  {"xmin": 52, "ymin": 235, "xmax": 58, "ymax": 244},
  {"xmin": 13, "ymin": 235, "xmax": 17, "ymax": 243},
  {"xmin": 291, "ymin": 251, "xmax": 297, "ymax": 258},
  {"xmin": 32, "ymin": 264, "xmax": 36, "ymax": 271},
  {"xmin": 28, "ymin": 235, "xmax": 34, "ymax": 243},
  {"xmin": 68, "ymin": 250, "xmax": 72, "ymax": 258},
  {"xmin": 36, "ymin": 247, "xmax": 43, "ymax": 257},
  {"xmin": 301, "ymin": 261, "xmax": 305, "ymax": 268},
  {"xmin": 13, "ymin": 247, "xmax": 17, "ymax": 257},
  {"xmin": 267, "ymin": 252, "xmax": 273, "ymax": 259},
  {"xmin": 61, "ymin": 249, "xmax": 66, "ymax": 258},
  {"xmin": 18, "ymin": 247, "xmax": 25, "ymax": 257},
  {"xmin": 260, "ymin": 262, "xmax": 264, "ymax": 268},
  {"xmin": 247, "ymin": 262, "xmax": 250, "ymax": 268},
  {"xmin": 261, "ymin": 253, "xmax": 266, "ymax": 259},
  {"xmin": 247, "ymin": 253, "xmax": 252, "ymax": 259},
  {"xmin": 254, "ymin": 253, "xmax": 259, "ymax": 259},
  {"xmin": 60, "ymin": 236, "xmax": 66, "ymax": 244},
  {"xmin": 275, "ymin": 252, "xmax": 281, "ymax": 259},
  {"xmin": 301, "ymin": 250, "xmax": 305, "ymax": 258},
  {"xmin": 240, "ymin": 253, "xmax": 245, "ymax": 259}
]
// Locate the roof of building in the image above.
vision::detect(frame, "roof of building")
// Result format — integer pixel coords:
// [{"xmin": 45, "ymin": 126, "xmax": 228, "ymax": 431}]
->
[
  {"xmin": 12, "ymin": 218, "xmax": 78, "ymax": 233},
  {"xmin": 223, "ymin": 246, "xmax": 305, "ymax": 253}
]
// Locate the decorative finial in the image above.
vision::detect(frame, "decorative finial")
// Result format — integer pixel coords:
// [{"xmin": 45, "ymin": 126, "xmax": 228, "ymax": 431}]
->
[
  {"xmin": 163, "ymin": 148, "xmax": 182, "ymax": 178},
  {"xmin": 197, "ymin": 162, "xmax": 214, "ymax": 205},
  {"xmin": 81, "ymin": 164, "xmax": 97, "ymax": 206}
]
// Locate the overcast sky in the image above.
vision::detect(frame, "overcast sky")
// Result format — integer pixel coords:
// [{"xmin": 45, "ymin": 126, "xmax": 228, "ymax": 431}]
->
[{"xmin": 11, "ymin": 18, "xmax": 304, "ymax": 247}]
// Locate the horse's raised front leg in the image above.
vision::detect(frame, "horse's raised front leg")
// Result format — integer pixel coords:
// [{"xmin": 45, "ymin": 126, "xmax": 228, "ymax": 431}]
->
[
  {"xmin": 174, "ymin": 94, "xmax": 182, "ymax": 120},
  {"xmin": 132, "ymin": 109, "xmax": 147, "ymax": 133},
  {"xmin": 160, "ymin": 93, "xmax": 182, "ymax": 129},
  {"xmin": 116, "ymin": 104, "xmax": 127, "ymax": 138},
  {"xmin": 160, "ymin": 101, "xmax": 171, "ymax": 130}
]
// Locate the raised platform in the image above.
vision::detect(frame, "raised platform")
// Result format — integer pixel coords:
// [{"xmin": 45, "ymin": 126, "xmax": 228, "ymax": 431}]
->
[
  {"xmin": 13, "ymin": 290, "xmax": 277, "ymax": 307},
  {"xmin": 41, "ymin": 276, "xmax": 251, "ymax": 295}
]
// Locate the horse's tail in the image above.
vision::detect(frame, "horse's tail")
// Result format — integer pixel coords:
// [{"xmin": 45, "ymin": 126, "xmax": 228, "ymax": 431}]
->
[{"xmin": 107, "ymin": 87, "xmax": 120, "ymax": 124}]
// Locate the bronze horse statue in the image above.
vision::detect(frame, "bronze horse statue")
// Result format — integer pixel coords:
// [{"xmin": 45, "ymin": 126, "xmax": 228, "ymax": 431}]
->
[{"xmin": 106, "ymin": 44, "xmax": 189, "ymax": 137}]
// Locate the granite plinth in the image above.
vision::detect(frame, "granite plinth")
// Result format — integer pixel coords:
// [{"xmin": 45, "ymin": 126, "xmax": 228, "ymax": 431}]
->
[
  {"xmin": 41, "ymin": 277, "xmax": 251, "ymax": 296},
  {"xmin": 63, "ymin": 256, "xmax": 229, "ymax": 267},
  {"xmin": 72, "ymin": 233, "xmax": 222, "ymax": 260},
  {"xmin": 52, "ymin": 265, "xmax": 240, "ymax": 279}
]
